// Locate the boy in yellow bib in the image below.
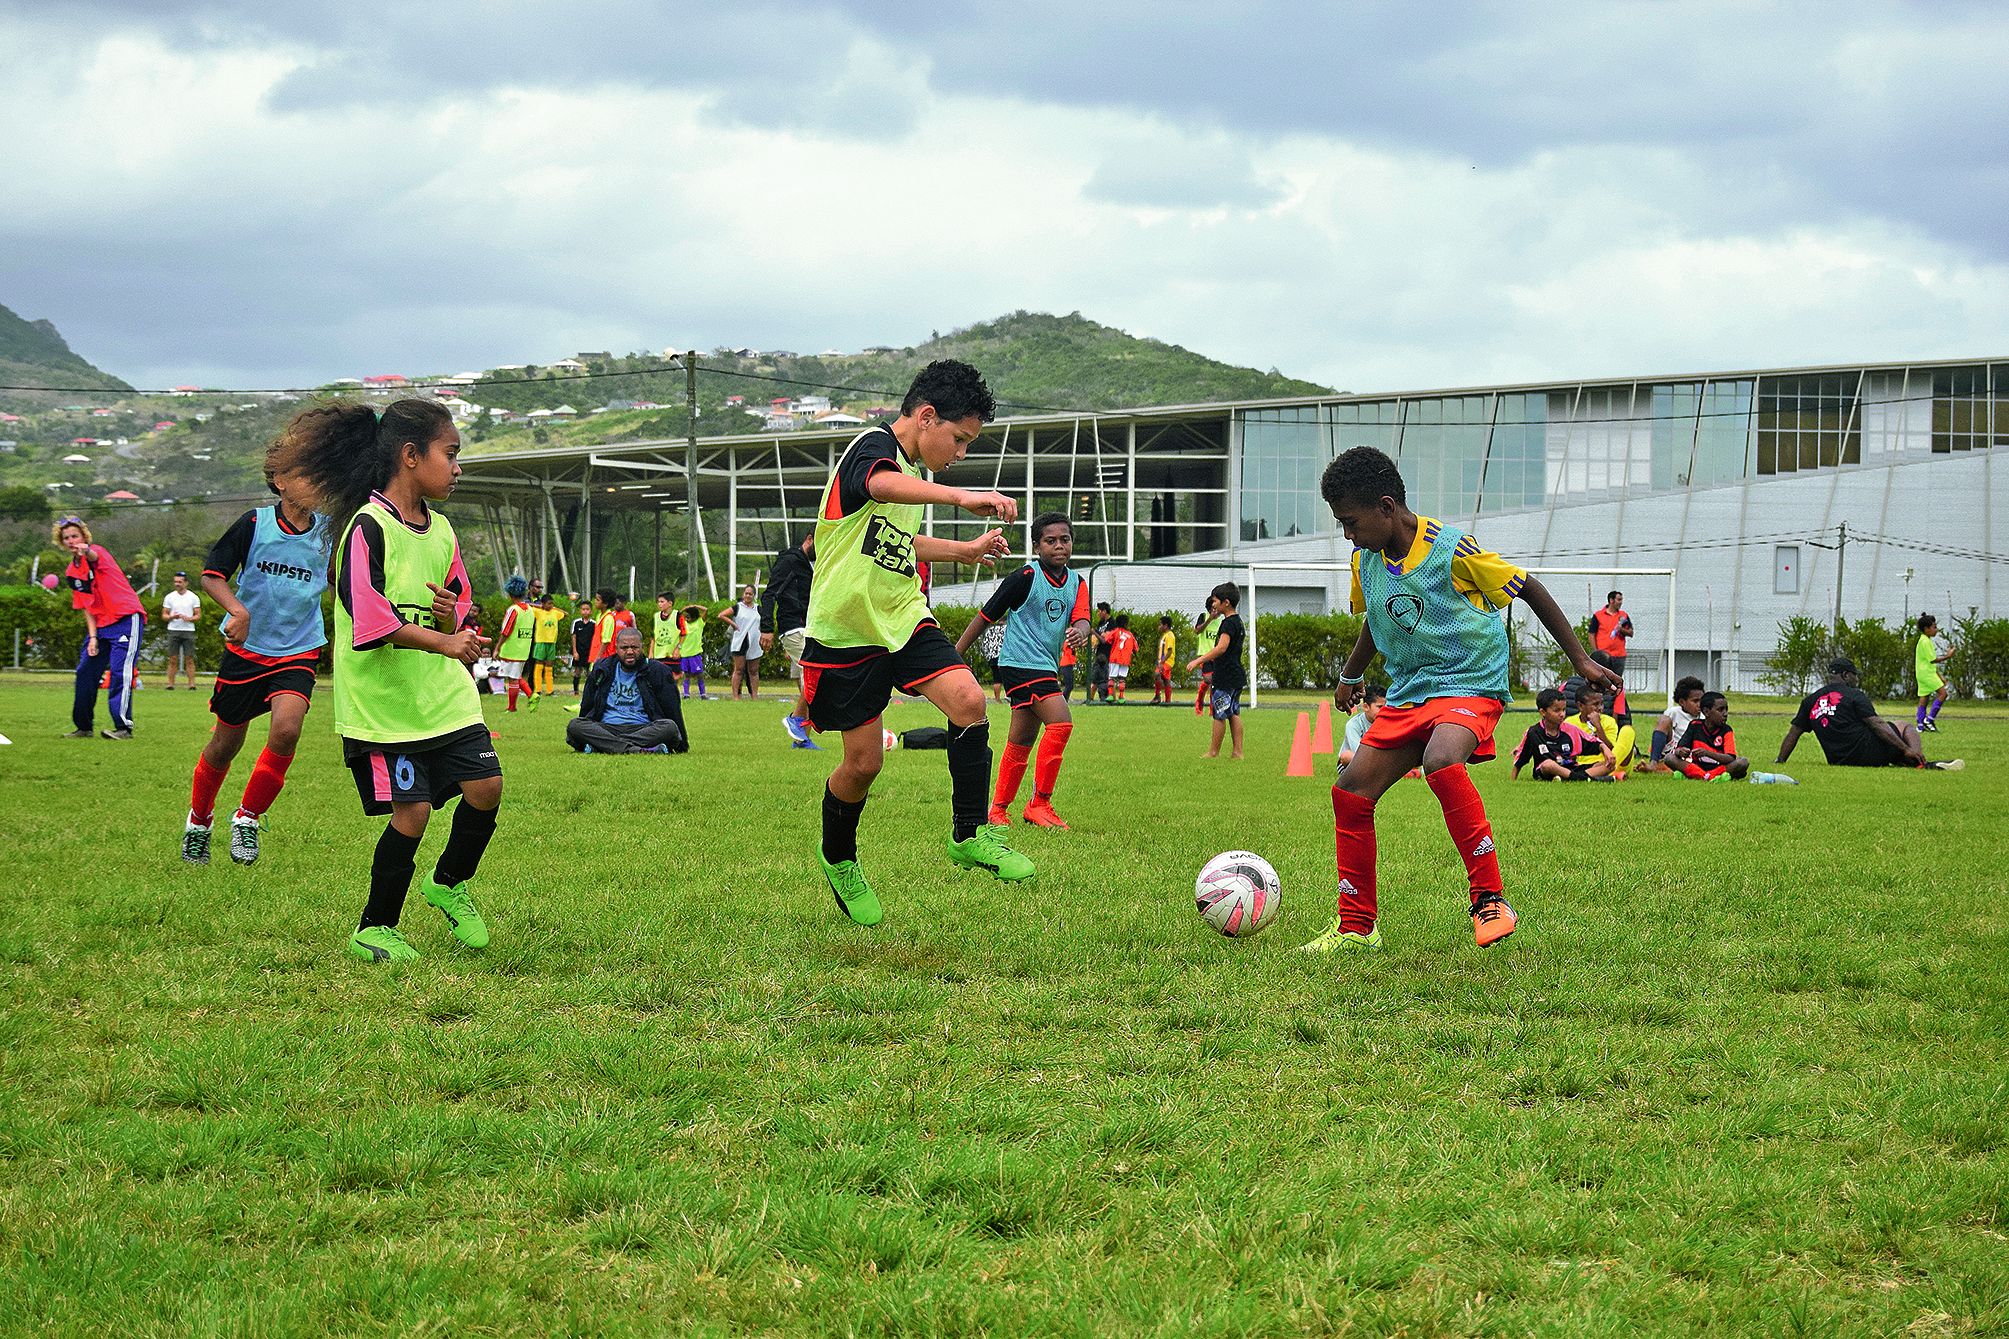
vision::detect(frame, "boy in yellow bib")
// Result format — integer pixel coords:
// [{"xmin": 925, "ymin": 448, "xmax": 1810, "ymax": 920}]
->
[{"xmin": 802, "ymin": 361, "xmax": 1030, "ymax": 925}]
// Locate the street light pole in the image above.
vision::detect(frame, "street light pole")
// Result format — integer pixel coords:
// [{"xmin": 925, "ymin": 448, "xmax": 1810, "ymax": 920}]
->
[{"xmin": 685, "ymin": 352, "xmax": 700, "ymax": 593}]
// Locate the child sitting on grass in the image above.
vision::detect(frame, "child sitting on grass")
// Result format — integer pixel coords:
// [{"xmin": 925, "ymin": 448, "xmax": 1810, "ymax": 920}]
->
[
  {"xmin": 1512, "ymin": 687, "xmax": 1614, "ymax": 781},
  {"xmin": 1679, "ymin": 691, "xmax": 1750, "ymax": 780}
]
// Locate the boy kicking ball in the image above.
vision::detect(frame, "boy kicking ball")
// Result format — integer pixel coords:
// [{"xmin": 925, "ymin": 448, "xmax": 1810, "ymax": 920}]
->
[
  {"xmin": 802, "ymin": 360, "xmax": 1034, "ymax": 926},
  {"xmin": 1305, "ymin": 447, "xmax": 1618, "ymax": 954}
]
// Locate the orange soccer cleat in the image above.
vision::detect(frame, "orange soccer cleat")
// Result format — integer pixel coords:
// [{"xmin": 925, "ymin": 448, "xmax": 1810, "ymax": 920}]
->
[
  {"xmin": 1020, "ymin": 798, "xmax": 1071, "ymax": 830},
  {"xmin": 1471, "ymin": 892, "xmax": 1517, "ymax": 947},
  {"xmin": 986, "ymin": 804, "xmax": 1013, "ymax": 827}
]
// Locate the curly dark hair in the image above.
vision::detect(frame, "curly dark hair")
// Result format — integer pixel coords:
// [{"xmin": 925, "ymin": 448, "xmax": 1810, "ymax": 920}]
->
[
  {"xmin": 1320, "ymin": 446, "xmax": 1406, "ymax": 510},
  {"xmin": 901, "ymin": 359, "xmax": 996, "ymax": 423},
  {"xmin": 267, "ymin": 398, "xmax": 453, "ymax": 524},
  {"xmin": 1030, "ymin": 512, "xmax": 1072, "ymax": 542}
]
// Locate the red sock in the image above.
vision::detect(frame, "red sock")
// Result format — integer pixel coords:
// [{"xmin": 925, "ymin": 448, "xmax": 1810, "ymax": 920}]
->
[
  {"xmin": 190, "ymin": 754, "xmax": 230, "ymax": 825},
  {"xmin": 994, "ymin": 741, "xmax": 1031, "ymax": 808},
  {"xmin": 506, "ymin": 677, "xmax": 520, "ymax": 710},
  {"xmin": 238, "ymin": 747, "xmax": 294, "ymax": 818},
  {"xmin": 1032, "ymin": 722, "xmax": 1072, "ymax": 799},
  {"xmin": 1332, "ymin": 786, "xmax": 1378, "ymax": 932},
  {"xmin": 1426, "ymin": 764, "xmax": 1501, "ymax": 904}
]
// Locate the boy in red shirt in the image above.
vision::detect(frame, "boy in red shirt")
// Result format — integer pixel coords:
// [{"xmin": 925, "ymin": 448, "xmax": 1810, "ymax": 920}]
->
[
  {"xmin": 56, "ymin": 516, "xmax": 147, "ymax": 739},
  {"xmin": 1679, "ymin": 691, "xmax": 1750, "ymax": 780},
  {"xmin": 1103, "ymin": 614, "xmax": 1138, "ymax": 702}
]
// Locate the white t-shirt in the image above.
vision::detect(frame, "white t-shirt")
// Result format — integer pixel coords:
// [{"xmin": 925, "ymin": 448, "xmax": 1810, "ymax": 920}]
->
[
  {"xmin": 163, "ymin": 589, "xmax": 200, "ymax": 632},
  {"xmin": 1667, "ymin": 704, "xmax": 1699, "ymax": 744},
  {"xmin": 730, "ymin": 602, "xmax": 763, "ymax": 658},
  {"xmin": 1343, "ymin": 710, "xmax": 1372, "ymax": 755}
]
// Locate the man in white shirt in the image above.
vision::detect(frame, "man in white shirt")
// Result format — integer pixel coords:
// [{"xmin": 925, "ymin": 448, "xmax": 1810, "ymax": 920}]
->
[{"xmin": 160, "ymin": 571, "xmax": 202, "ymax": 690}]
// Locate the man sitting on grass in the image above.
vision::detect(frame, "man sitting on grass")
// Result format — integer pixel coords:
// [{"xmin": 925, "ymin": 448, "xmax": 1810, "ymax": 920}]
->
[
  {"xmin": 1777, "ymin": 657, "xmax": 1963, "ymax": 772},
  {"xmin": 566, "ymin": 627, "xmax": 689, "ymax": 755}
]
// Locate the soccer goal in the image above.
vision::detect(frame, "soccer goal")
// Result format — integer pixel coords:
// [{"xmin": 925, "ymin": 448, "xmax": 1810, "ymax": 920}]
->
[{"xmin": 1070, "ymin": 557, "xmax": 1676, "ymax": 710}]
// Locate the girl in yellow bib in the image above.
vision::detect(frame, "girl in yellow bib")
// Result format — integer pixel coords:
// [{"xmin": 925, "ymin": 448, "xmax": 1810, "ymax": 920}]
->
[
  {"xmin": 1914, "ymin": 613, "xmax": 1951, "ymax": 732},
  {"xmin": 272, "ymin": 399, "xmax": 502, "ymax": 964}
]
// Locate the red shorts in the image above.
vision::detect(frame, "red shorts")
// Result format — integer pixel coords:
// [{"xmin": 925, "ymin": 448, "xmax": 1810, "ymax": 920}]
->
[{"xmin": 1360, "ymin": 696, "xmax": 1504, "ymax": 762}]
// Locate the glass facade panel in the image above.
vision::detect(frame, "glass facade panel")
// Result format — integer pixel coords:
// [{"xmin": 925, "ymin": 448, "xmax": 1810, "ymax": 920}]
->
[
  {"xmin": 1239, "ymin": 406, "xmax": 1325, "ymax": 541},
  {"xmin": 1757, "ymin": 373, "xmax": 1859, "ymax": 474},
  {"xmin": 1233, "ymin": 364, "xmax": 1995, "ymax": 547}
]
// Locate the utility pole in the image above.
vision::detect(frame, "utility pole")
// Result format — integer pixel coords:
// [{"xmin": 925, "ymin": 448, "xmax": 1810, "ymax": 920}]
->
[
  {"xmin": 685, "ymin": 352, "xmax": 700, "ymax": 592},
  {"xmin": 1832, "ymin": 520, "xmax": 1848, "ymax": 643}
]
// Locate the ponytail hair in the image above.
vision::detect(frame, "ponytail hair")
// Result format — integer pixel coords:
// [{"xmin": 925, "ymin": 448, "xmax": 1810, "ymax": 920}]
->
[{"xmin": 268, "ymin": 397, "xmax": 452, "ymax": 524}]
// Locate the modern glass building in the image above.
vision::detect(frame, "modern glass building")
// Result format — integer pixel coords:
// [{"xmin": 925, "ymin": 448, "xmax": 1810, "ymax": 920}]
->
[{"xmin": 455, "ymin": 356, "xmax": 2005, "ymax": 690}]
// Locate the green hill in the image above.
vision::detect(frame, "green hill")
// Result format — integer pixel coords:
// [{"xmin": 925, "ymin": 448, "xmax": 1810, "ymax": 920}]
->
[
  {"xmin": 0, "ymin": 310, "xmax": 1334, "ymax": 504},
  {"xmin": 0, "ymin": 303, "xmax": 131, "ymax": 405}
]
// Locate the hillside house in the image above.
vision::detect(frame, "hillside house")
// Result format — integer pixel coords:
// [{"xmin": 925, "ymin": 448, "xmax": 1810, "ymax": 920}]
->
[
  {"xmin": 813, "ymin": 411, "xmax": 866, "ymax": 427},
  {"xmin": 550, "ymin": 359, "xmax": 586, "ymax": 372},
  {"xmin": 103, "ymin": 490, "xmax": 140, "ymax": 503}
]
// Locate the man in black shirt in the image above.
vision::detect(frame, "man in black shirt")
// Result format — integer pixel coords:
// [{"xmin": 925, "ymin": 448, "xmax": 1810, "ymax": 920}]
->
[
  {"xmin": 1188, "ymin": 581, "xmax": 1247, "ymax": 759},
  {"xmin": 1778, "ymin": 657, "xmax": 1963, "ymax": 771}
]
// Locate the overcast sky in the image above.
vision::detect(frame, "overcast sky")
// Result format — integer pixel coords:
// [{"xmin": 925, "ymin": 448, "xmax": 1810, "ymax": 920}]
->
[{"xmin": 4, "ymin": 1, "xmax": 2006, "ymax": 398}]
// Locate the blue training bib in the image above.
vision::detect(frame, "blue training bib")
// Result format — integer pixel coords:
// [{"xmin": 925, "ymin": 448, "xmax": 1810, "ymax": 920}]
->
[
  {"xmin": 234, "ymin": 506, "xmax": 331, "ymax": 657},
  {"xmin": 998, "ymin": 565, "xmax": 1084, "ymax": 672},
  {"xmin": 1357, "ymin": 520, "xmax": 1509, "ymax": 706}
]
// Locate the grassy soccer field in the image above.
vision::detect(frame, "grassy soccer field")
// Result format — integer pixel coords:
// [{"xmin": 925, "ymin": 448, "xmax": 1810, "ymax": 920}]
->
[{"xmin": 1, "ymin": 678, "xmax": 2004, "ymax": 1336}]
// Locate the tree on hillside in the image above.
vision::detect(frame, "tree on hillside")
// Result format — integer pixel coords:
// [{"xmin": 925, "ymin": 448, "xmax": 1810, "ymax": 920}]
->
[{"xmin": 0, "ymin": 484, "xmax": 48, "ymax": 522}]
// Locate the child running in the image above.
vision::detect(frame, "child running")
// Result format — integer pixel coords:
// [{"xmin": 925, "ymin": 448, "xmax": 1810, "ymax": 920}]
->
[
  {"xmin": 1307, "ymin": 447, "xmax": 1618, "ymax": 954},
  {"xmin": 954, "ymin": 513, "xmax": 1092, "ymax": 829},
  {"xmin": 1915, "ymin": 614, "xmax": 1951, "ymax": 732},
  {"xmin": 181, "ymin": 457, "xmax": 332, "ymax": 865},
  {"xmin": 273, "ymin": 398, "xmax": 500, "ymax": 963},
  {"xmin": 494, "ymin": 576, "xmax": 534, "ymax": 712},
  {"xmin": 803, "ymin": 360, "xmax": 1031, "ymax": 925}
]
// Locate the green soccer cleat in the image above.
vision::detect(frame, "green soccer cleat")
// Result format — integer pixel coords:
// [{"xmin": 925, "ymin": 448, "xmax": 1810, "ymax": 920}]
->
[
  {"xmin": 948, "ymin": 827, "xmax": 1035, "ymax": 883},
  {"xmin": 422, "ymin": 876, "xmax": 490, "ymax": 949},
  {"xmin": 1298, "ymin": 918, "xmax": 1384, "ymax": 954},
  {"xmin": 818, "ymin": 848, "xmax": 882, "ymax": 926},
  {"xmin": 349, "ymin": 925, "xmax": 421, "ymax": 963}
]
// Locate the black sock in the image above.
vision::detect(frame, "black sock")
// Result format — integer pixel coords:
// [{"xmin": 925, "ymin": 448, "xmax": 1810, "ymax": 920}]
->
[
  {"xmin": 946, "ymin": 718, "xmax": 992, "ymax": 842},
  {"xmin": 433, "ymin": 799, "xmax": 499, "ymax": 888},
  {"xmin": 822, "ymin": 784, "xmax": 866, "ymax": 865},
  {"xmin": 361, "ymin": 824, "xmax": 423, "ymax": 930}
]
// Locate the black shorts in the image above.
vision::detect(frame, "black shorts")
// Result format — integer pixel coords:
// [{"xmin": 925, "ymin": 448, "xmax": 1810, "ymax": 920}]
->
[
  {"xmin": 209, "ymin": 648, "xmax": 319, "ymax": 727},
  {"xmin": 802, "ymin": 623, "xmax": 967, "ymax": 733},
  {"xmin": 344, "ymin": 723, "xmax": 501, "ymax": 815},
  {"xmin": 1844, "ymin": 736, "xmax": 1911, "ymax": 768},
  {"xmin": 995, "ymin": 664, "xmax": 1063, "ymax": 710}
]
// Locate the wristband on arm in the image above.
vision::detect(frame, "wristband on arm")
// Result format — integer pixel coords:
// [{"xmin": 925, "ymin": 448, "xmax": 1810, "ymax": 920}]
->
[{"xmin": 1338, "ymin": 669, "xmax": 1365, "ymax": 685}]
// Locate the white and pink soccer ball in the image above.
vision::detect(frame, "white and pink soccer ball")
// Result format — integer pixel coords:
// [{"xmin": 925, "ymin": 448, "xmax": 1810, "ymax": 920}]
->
[{"xmin": 1195, "ymin": 850, "xmax": 1281, "ymax": 938}]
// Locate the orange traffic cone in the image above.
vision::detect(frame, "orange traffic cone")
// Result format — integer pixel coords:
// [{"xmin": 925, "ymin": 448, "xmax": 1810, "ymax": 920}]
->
[
  {"xmin": 1311, "ymin": 699, "xmax": 1334, "ymax": 754},
  {"xmin": 1287, "ymin": 710, "xmax": 1314, "ymax": 776}
]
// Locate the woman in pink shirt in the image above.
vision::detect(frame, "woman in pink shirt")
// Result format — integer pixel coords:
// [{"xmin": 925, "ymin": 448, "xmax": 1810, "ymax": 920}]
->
[{"xmin": 56, "ymin": 516, "xmax": 147, "ymax": 739}]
